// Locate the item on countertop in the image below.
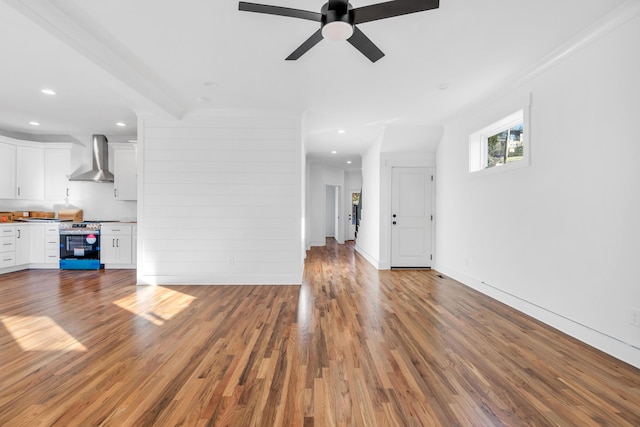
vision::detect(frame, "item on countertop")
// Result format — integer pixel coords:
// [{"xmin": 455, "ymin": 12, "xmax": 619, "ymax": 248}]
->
[
  {"xmin": 0, "ymin": 212, "xmax": 13, "ymax": 222},
  {"xmin": 29, "ymin": 211, "xmax": 55, "ymax": 218},
  {"xmin": 58, "ymin": 209, "xmax": 84, "ymax": 223}
]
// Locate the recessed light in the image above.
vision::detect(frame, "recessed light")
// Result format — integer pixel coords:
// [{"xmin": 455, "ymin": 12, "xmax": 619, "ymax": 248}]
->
[
  {"xmin": 347, "ymin": 160, "xmax": 352, "ymax": 164},
  {"xmin": 338, "ymin": 129, "xmax": 345, "ymax": 134},
  {"xmin": 331, "ymin": 150, "xmax": 337, "ymax": 154},
  {"xmin": 197, "ymin": 96, "xmax": 211, "ymax": 103},
  {"xmin": 437, "ymin": 83, "xmax": 449, "ymax": 90},
  {"xmin": 29, "ymin": 121, "xmax": 40, "ymax": 126},
  {"xmin": 41, "ymin": 89, "xmax": 56, "ymax": 95},
  {"xmin": 203, "ymin": 81, "xmax": 217, "ymax": 87},
  {"xmin": 116, "ymin": 122, "xmax": 126, "ymax": 127}
]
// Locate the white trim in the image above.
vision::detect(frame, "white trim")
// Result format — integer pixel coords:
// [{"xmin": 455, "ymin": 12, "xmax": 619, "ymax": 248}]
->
[
  {"xmin": 445, "ymin": 1, "xmax": 640, "ymax": 126},
  {"xmin": 512, "ymin": 0, "xmax": 640, "ymax": 90},
  {"xmin": 137, "ymin": 274, "xmax": 302, "ymax": 285},
  {"xmin": 469, "ymin": 104, "xmax": 531, "ymax": 176},
  {"xmin": 433, "ymin": 264, "xmax": 640, "ymax": 369},
  {"xmin": 354, "ymin": 243, "xmax": 382, "ymax": 269}
]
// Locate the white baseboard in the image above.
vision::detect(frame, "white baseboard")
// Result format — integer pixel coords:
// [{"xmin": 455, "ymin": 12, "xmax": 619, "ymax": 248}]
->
[
  {"xmin": 354, "ymin": 244, "xmax": 381, "ymax": 269},
  {"xmin": 434, "ymin": 264, "xmax": 640, "ymax": 369}
]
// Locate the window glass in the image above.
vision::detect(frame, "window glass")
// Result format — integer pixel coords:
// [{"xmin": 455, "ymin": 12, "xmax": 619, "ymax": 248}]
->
[
  {"xmin": 469, "ymin": 108, "xmax": 529, "ymax": 174},
  {"xmin": 487, "ymin": 123, "xmax": 524, "ymax": 168}
]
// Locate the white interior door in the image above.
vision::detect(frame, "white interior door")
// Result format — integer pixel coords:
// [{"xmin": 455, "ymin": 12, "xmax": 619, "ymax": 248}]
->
[
  {"xmin": 347, "ymin": 189, "xmax": 360, "ymax": 240},
  {"xmin": 391, "ymin": 167, "xmax": 433, "ymax": 267}
]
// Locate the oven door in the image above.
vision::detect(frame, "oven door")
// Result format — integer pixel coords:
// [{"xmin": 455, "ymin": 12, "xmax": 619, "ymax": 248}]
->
[{"xmin": 60, "ymin": 232, "xmax": 101, "ymax": 260}]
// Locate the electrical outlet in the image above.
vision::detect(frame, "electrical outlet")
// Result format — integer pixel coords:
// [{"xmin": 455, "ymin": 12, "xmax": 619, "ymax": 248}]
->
[{"xmin": 631, "ymin": 308, "xmax": 640, "ymax": 327}]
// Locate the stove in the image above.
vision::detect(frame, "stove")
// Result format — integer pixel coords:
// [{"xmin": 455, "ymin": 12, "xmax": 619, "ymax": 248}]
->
[
  {"xmin": 59, "ymin": 222, "xmax": 103, "ymax": 270},
  {"xmin": 59, "ymin": 222, "xmax": 102, "ymax": 232}
]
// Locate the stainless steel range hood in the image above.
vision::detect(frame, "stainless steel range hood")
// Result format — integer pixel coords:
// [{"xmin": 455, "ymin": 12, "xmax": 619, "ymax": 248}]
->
[{"xmin": 69, "ymin": 134, "xmax": 114, "ymax": 182}]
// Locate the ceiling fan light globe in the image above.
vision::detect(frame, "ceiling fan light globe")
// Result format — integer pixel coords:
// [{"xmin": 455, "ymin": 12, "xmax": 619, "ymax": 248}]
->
[{"xmin": 322, "ymin": 21, "xmax": 354, "ymax": 41}]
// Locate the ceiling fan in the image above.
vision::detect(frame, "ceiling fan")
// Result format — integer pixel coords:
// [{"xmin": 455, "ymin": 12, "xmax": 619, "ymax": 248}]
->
[{"xmin": 238, "ymin": 0, "xmax": 440, "ymax": 62}]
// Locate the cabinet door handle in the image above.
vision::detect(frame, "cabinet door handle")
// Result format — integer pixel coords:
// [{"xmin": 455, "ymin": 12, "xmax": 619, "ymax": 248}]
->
[
  {"xmin": 116, "ymin": 238, "xmax": 119, "ymax": 248},
  {"xmin": 17, "ymin": 186, "xmax": 20, "ymax": 196},
  {"xmin": 17, "ymin": 230, "xmax": 20, "ymax": 238},
  {"xmin": 114, "ymin": 189, "xmax": 117, "ymax": 197},
  {"xmin": 112, "ymin": 239, "xmax": 115, "ymax": 247},
  {"xmin": 66, "ymin": 188, "xmax": 69, "ymax": 197}
]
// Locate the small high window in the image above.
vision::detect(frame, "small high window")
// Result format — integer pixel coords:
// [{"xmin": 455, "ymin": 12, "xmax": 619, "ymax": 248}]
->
[{"xmin": 469, "ymin": 109, "xmax": 529, "ymax": 174}]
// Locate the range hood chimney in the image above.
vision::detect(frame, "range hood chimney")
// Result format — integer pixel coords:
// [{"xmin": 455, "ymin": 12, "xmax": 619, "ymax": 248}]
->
[{"xmin": 69, "ymin": 134, "xmax": 114, "ymax": 182}]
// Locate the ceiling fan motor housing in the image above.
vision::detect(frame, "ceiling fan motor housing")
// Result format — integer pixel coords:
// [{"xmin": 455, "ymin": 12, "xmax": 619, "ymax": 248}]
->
[
  {"xmin": 321, "ymin": 1, "xmax": 354, "ymax": 40},
  {"xmin": 321, "ymin": 9, "xmax": 354, "ymax": 27}
]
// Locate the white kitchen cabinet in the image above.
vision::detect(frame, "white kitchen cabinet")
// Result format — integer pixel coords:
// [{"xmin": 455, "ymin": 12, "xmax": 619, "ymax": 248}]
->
[
  {"xmin": 16, "ymin": 145, "xmax": 44, "ymax": 200},
  {"xmin": 131, "ymin": 225, "xmax": 137, "ymax": 265},
  {"xmin": 15, "ymin": 224, "xmax": 30, "ymax": 266},
  {"xmin": 44, "ymin": 224, "xmax": 60, "ymax": 265},
  {"xmin": 101, "ymin": 223, "xmax": 133, "ymax": 267},
  {"xmin": 28, "ymin": 224, "xmax": 45, "ymax": 264},
  {"xmin": 112, "ymin": 144, "xmax": 137, "ymax": 201},
  {"xmin": 0, "ymin": 141, "xmax": 16, "ymax": 199},
  {"xmin": 0, "ymin": 226, "xmax": 16, "ymax": 269},
  {"xmin": 44, "ymin": 146, "xmax": 72, "ymax": 201}
]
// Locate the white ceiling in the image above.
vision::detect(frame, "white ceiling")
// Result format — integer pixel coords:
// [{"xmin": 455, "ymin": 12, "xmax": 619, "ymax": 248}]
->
[{"xmin": 0, "ymin": 0, "xmax": 627, "ymax": 170}]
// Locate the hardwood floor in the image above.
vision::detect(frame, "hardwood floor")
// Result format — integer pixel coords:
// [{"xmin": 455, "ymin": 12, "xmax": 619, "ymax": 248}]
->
[{"xmin": 1, "ymin": 239, "xmax": 639, "ymax": 426}]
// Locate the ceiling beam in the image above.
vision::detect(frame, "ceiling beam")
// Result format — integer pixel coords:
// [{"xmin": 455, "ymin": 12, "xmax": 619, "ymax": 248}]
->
[{"xmin": 3, "ymin": 0, "xmax": 185, "ymax": 119}]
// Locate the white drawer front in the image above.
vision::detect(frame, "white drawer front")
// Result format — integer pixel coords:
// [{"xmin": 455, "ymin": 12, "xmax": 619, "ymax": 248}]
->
[
  {"xmin": 45, "ymin": 225, "xmax": 59, "ymax": 235},
  {"xmin": 45, "ymin": 237, "xmax": 60, "ymax": 250},
  {"xmin": 45, "ymin": 249, "xmax": 60, "ymax": 263},
  {"xmin": 1, "ymin": 226, "xmax": 16, "ymax": 237},
  {"xmin": 0, "ymin": 236, "xmax": 16, "ymax": 253},
  {"xmin": 101, "ymin": 224, "xmax": 132, "ymax": 236},
  {"xmin": 0, "ymin": 253, "xmax": 15, "ymax": 268}
]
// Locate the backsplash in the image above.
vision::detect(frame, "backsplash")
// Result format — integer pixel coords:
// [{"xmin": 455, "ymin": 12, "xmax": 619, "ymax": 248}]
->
[{"xmin": 0, "ymin": 181, "xmax": 136, "ymax": 221}]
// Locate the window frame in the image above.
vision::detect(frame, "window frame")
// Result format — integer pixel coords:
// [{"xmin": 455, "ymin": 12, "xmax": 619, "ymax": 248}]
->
[{"xmin": 469, "ymin": 107, "xmax": 531, "ymax": 175}]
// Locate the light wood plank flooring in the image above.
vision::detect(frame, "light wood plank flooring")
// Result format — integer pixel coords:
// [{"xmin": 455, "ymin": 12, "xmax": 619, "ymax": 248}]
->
[{"xmin": 1, "ymin": 239, "xmax": 639, "ymax": 426}]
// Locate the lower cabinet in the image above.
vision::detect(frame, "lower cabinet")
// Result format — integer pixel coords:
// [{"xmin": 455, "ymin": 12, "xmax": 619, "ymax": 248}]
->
[
  {"xmin": 0, "ymin": 226, "xmax": 16, "ymax": 269},
  {"xmin": 100, "ymin": 223, "xmax": 134, "ymax": 268},
  {"xmin": 44, "ymin": 224, "xmax": 60, "ymax": 266},
  {"xmin": 15, "ymin": 225, "xmax": 30, "ymax": 266}
]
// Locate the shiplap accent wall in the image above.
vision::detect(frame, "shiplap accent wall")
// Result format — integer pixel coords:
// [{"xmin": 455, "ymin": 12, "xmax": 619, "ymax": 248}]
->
[{"xmin": 137, "ymin": 112, "xmax": 303, "ymax": 285}]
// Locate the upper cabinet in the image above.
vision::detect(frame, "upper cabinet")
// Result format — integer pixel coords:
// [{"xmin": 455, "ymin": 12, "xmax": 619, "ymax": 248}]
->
[
  {"xmin": 44, "ymin": 147, "xmax": 71, "ymax": 200},
  {"xmin": 112, "ymin": 143, "xmax": 137, "ymax": 201},
  {"xmin": 0, "ymin": 136, "xmax": 72, "ymax": 201},
  {"xmin": 0, "ymin": 142, "xmax": 16, "ymax": 199},
  {"xmin": 16, "ymin": 145, "xmax": 44, "ymax": 200}
]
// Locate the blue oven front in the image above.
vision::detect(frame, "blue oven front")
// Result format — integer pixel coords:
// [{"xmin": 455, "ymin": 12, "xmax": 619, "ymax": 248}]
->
[{"xmin": 59, "ymin": 230, "xmax": 101, "ymax": 270}]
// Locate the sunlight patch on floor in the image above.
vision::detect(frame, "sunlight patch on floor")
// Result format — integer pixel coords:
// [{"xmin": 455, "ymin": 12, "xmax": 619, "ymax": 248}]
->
[
  {"xmin": 0, "ymin": 316, "xmax": 88, "ymax": 352},
  {"xmin": 112, "ymin": 286, "xmax": 197, "ymax": 326}
]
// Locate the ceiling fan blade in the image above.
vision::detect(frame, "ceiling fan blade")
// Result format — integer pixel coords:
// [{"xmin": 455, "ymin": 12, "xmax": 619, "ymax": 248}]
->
[
  {"xmin": 353, "ymin": 0, "xmax": 439, "ymax": 24},
  {"xmin": 347, "ymin": 27, "xmax": 384, "ymax": 63},
  {"xmin": 286, "ymin": 29, "xmax": 324, "ymax": 60},
  {"xmin": 239, "ymin": 2, "xmax": 321, "ymax": 21}
]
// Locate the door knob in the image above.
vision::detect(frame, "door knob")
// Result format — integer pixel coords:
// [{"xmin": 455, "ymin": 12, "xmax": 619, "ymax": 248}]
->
[
  {"xmin": 392, "ymin": 221, "xmax": 397, "ymax": 225},
  {"xmin": 392, "ymin": 214, "xmax": 397, "ymax": 218}
]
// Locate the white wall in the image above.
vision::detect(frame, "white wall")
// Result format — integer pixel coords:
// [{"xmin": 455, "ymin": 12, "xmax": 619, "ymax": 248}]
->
[
  {"xmin": 435, "ymin": 11, "xmax": 640, "ymax": 367},
  {"xmin": 355, "ymin": 135, "xmax": 382, "ymax": 267},
  {"xmin": 137, "ymin": 111, "xmax": 304, "ymax": 285}
]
